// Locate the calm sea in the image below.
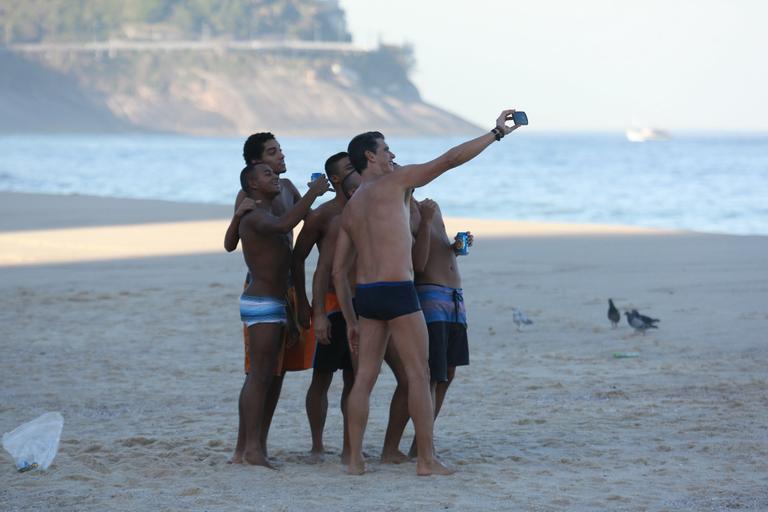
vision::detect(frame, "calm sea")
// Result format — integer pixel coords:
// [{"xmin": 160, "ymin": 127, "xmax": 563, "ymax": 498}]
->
[{"xmin": 1, "ymin": 133, "xmax": 766, "ymax": 235}]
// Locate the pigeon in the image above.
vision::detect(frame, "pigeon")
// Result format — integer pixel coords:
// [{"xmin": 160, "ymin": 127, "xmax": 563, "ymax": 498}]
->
[
  {"xmin": 625, "ymin": 309, "xmax": 659, "ymax": 334},
  {"xmin": 607, "ymin": 299, "xmax": 620, "ymax": 328},
  {"xmin": 512, "ymin": 308, "xmax": 533, "ymax": 330}
]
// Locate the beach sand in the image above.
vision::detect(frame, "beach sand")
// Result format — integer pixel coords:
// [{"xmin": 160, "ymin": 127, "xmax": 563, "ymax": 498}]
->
[{"xmin": 1, "ymin": 192, "xmax": 766, "ymax": 511}]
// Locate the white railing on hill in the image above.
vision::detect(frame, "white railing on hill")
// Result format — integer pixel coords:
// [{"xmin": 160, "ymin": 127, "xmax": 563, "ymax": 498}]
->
[{"xmin": 4, "ymin": 39, "xmax": 373, "ymax": 54}]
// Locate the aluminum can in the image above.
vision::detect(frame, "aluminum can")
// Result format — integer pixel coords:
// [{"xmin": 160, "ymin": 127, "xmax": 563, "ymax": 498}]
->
[
  {"xmin": 311, "ymin": 172, "xmax": 324, "ymax": 182},
  {"xmin": 456, "ymin": 231, "xmax": 470, "ymax": 256}
]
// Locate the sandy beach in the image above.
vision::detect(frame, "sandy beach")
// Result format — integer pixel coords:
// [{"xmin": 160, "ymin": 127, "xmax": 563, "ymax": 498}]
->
[{"xmin": 1, "ymin": 191, "xmax": 766, "ymax": 511}]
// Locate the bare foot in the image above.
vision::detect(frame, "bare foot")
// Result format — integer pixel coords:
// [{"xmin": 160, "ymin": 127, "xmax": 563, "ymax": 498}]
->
[
  {"xmin": 346, "ymin": 452, "xmax": 366, "ymax": 475},
  {"xmin": 417, "ymin": 457, "xmax": 455, "ymax": 476},
  {"xmin": 243, "ymin": 450, "xmax": 277, "ymax": 470},
  {"xmin": 347, "ymin": 460, "xmax": 365, "ymax": 475},
  {"xmin": 380, "ymin": 449, "xmax": 409, "ymax": 464},
  {"xmin": 340, "ymin": 451, "xmax": 350, "ymax": 465},
  {"xmin": 228, "ymin": 451, "xmax": 244, "ymax": 464},
  {"xmin": 308, "ymin": 450, "xmax": 325, "ymax": 464}
]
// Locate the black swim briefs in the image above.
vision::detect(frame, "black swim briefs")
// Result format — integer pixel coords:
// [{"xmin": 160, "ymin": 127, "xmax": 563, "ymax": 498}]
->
[{"xmin": 353, "ymin": 281, "xmax": 421, "ymax": 321}]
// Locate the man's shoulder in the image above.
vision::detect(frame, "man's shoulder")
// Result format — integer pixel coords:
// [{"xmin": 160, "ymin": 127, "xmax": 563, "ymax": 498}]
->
[
  {"xmin": 303, "ymin": 201, "xmax": 333, "ymax": 230},
  {"xmin": 279, "ymin": 177, "xmax": 300, "ymax": 190},
  {"xmin": 241, "ymin": 207, "xmax": 270, "ymax": 223},
  {"xmin": 375, "ymin": 168, "xmax": 416, "ymax": 191},
  {"xmin": 239, "ymin": 209, "xmax": 264, "ymax": 235},
  {"xmin": 278, "ymin": 177, "xmax": 301, "ymax": 199}
]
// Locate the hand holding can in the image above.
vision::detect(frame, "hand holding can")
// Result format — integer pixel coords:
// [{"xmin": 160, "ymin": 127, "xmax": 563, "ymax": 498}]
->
[{"xmin": 455, "ymin": 231, "xmax": 470, "ymax": 256}]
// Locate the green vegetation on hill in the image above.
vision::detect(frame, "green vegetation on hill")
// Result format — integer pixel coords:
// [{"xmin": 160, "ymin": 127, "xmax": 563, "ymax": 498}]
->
[{"xmin": 1, "ymin": 0, "xmax": 351, "ymax": 44}]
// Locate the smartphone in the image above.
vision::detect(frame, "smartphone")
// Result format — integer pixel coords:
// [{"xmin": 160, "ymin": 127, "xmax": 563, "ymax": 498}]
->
[{"xmin": 513, "ymin": 111, "xmax": 528, "ymax": 125}]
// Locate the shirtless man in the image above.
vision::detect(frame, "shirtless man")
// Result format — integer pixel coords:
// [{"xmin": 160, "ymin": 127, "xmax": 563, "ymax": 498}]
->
[
  {"xmin": 225, "ymin": 133, "xmax": 306, "ymax": 464},
  {"xmin": 237, "ymin": 163, "xmax": 330, "ymax": 467},
  {"xmin": 303, "ymin": 170, "xmax": 423, "ymax": 465},
  {"xmin": 402, "ymin": 198, "xmax": 474, "ymax": 457},
  {"xmin": 291, "ymin": 152, "xmax": 360, "ymax": 461},
  {"xmin": 333, "ymin": 110, "xmax": 523, "ymax": 475},
  {"xmin": 379, "ymin": 192, "xmax": 428, "ymax": 464}
]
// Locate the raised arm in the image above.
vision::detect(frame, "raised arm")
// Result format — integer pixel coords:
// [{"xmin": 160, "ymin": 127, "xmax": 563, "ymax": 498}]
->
[
  {"xmin": 331, "ymin": 221, "xmax": 358, "ymax": 354},
  {"xmin": 291, "ymin": 211, "xmax": 323, "ymax": 328},
  {"xmin": 224, "ymin": 189, "xmax": 249, "ymax": 252},
  {"xmin": 243, "ymin": 178, "xmax": 330, "ymax": 235},
  {"xmin": 412, "ymin": 199, "xmax": 437, "ymax": 273},
  {"xmin": 394, "ymin": 109, "xmax": 522, "ymax": 189}
]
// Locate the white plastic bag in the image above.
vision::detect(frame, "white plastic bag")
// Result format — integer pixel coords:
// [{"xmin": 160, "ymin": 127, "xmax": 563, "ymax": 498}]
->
[{"xmin": 2, "ymin": 412, "xmax": 64, "ymax": 472}]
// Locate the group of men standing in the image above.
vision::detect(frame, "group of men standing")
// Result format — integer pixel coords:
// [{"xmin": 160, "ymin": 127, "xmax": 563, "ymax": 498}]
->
[{"xmin": 225, "ymin": 110, "xmax": 523, "ymax": 475}]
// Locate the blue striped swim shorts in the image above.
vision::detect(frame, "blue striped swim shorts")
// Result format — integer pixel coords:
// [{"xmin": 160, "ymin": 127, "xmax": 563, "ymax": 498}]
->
[{"xmin": 240, "ymin": 294, "xmax": 288, "ymax": 327}]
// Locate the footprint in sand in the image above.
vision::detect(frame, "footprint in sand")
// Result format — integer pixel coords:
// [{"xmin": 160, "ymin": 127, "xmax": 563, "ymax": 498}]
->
[{"xmin": 121, "ymin": 436, "xmax": 156, "ymax": 447}]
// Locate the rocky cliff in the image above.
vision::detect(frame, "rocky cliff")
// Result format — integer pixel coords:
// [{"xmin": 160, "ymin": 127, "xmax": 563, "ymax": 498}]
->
[
  {"xmin": 0, "ymin": 45, "xmax": 479, "ymax": 136},
  {"xmin": 1, "ymin": 1, "xmax": 479, "ymax": 136}
]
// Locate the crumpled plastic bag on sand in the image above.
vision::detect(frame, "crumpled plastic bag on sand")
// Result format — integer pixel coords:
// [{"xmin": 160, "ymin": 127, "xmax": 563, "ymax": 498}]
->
[{"xmin": 3, "ymin": 412, "xmax": 64, "ymax": 472}]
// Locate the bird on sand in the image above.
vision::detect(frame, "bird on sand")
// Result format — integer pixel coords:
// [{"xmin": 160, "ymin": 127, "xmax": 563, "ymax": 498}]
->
[
  {"xmin": 625, "ymin": 309, "xmax": 660, "ymax": 334},
  {"xmin": 512, "ymin": 308, "xmax": 533, "ymax": 330},
  {"xmin": 608, "ymin": 299, "xmax": 620, "ymax": 328}
]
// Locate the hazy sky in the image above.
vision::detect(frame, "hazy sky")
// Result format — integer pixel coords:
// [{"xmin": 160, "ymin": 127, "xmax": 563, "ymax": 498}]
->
[{"xmin": 340, "ymin": 0, "xmax": 768, "ymax": 132}]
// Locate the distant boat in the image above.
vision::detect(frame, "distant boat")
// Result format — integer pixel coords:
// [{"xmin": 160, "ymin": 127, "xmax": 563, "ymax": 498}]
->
[{"xmin": 625, "ymin": 127, "xmax": 671, "ymax": 142}]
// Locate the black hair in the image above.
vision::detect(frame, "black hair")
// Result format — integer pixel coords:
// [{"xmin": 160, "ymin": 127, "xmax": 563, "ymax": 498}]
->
[
  {"xmin": 324, "ymin": 151, "xmax": 349, "ymax": 178},
  {"xmin": 347, "ymin": 131, "xmax": 384, "ymax": 173},
  {"xmin": 239, "ymin": 165, "xmax": 253, "ymax": 192},
  {"xmin": 242, "ymin": 132, "xmax": 275, "ymax": 164}
]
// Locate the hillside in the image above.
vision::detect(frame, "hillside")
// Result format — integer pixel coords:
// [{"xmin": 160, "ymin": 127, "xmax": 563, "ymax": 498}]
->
[{"xmin": 0, "ymin": 1, "xmax": 480, "ymax": 136}]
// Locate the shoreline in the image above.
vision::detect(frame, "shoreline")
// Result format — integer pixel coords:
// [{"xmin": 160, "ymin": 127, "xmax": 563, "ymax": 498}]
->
[
  {"xmin": 1, "ymin": 191, "xmax": 685, "ymax": 267},
  {"xmin": 3, "ymin": 189, "xmax": 763, "ymax": 238}
]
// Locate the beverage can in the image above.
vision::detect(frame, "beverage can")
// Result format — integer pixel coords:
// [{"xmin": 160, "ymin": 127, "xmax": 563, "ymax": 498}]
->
[
  {"xmin": 310, "ymin": 172, "xmax": 324, "ymax": 182},
  {"xmin": 455, "ymin": 232, "xmax": 469, "ymax": 256}
]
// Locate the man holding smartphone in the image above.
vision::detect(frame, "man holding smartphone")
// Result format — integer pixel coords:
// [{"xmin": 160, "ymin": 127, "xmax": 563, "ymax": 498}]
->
[{"xmin": 332, "ymin": 110, "xmax": 524, "ymax": 476}]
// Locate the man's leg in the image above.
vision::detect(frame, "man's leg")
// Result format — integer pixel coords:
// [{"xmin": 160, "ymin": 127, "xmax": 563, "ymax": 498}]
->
[
  {"xmin": 242, "ymin": 322, "xmax": 283, "ymax": 468},
  {"xmin": 346, "ymin": 317, "xmax": 389, "ymax": 475},
  {"xmin": 305, "ymin": 369, "xmax": 333, "ymax": 459},
  {"xmin": 260, "ymin": 372, "xmax": 283, "ymax": 459},
  {"xmin": 231, "ymin": 323, "xmax": 251, "ymax": 463},
  {"xmin": 230, "ymin": 377, "xmax": 247, "ymax": 463},
  {"xmin": 381, "ymin": 343, "xmax": 410, "ymax": 463},
  {"xmin": 340, "ymin": 367, "xmax": 354, "ymax": 464},
  {"xmin": 409, "ymin": 369, "xmax": 453, "ymax": 458},
  {"xmin": 388, "ymin": 312, "xmax": 454, "ymax": 476},
  {"xmin": 434, "ymin": 366, "xmax": 456, "ymax": 417}
]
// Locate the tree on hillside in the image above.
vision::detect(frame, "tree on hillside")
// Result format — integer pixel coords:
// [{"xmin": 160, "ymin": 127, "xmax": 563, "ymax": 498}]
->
[{"xmin": 0, "ymin": 0, "xmax": 351, "ymax": 44}]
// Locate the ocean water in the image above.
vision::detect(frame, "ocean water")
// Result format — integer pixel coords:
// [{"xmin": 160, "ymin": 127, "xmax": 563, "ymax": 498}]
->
[{"xmin": 1, "ymin": 133, "xmax": 766, "ymax": 235}]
